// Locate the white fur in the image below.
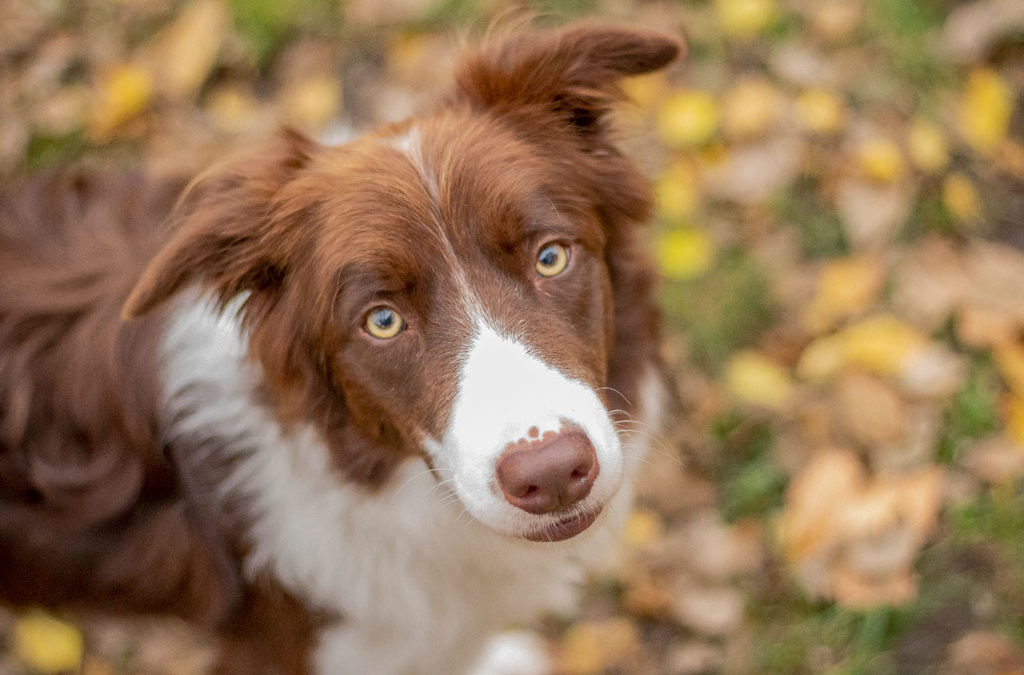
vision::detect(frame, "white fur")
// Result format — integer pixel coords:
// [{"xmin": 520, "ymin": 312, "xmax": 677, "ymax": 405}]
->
[
  {"xmin": 427, "ymin": 320, "xmax": 624, "ymax": 539},
  {"xmin": 159, "ymin": 293, "xmax": 663, "ymax": 674}
]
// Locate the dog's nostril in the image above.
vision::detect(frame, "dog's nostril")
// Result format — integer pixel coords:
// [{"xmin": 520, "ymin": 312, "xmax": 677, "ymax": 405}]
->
[{"xmin": 495, "ymin": 430, "xmax": 599, "ymax": 515}]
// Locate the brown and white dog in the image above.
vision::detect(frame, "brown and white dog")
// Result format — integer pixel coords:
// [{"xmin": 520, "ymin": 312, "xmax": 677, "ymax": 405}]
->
[{"xmin": 0, "ymin": 23, "xmax": 679, "ymax": 674}]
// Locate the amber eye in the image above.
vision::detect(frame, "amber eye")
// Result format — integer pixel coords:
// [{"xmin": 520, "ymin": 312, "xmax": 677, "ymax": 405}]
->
[
  {"xmin": 364, "ymin": 307, "xmax": 405, "ymax": 339},
  {"xmin": 536, "ymin": 243, "xmax": 570, "ymax": 277}
]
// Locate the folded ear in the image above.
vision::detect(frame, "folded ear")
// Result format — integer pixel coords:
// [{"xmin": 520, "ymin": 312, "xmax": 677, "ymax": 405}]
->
[
  {"xmin": 454, "ymin": 22, "xmax": 683, "ymax": 138},
  {"xmin": 122, "ymin": 129, "xmax": 319, "ymax": 319}
]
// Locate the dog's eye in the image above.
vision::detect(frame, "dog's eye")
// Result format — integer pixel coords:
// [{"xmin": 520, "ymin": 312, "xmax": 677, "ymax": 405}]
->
[
  {"xmin": 364, "ymin": 307, "xmax": 406, "ymax": 339},
  {"xmin": 536, "ymin": 243, "xmax": 570, "ymax": 277}
]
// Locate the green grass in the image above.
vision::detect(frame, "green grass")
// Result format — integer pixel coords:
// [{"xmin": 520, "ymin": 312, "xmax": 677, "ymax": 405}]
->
[
  {"xmin": 660, "ymin": 246, "xmax": 775, "ymax": 372},
  {"xmin": 936, "ymin": 355, "xmax": 1001, "ymax": 463}
]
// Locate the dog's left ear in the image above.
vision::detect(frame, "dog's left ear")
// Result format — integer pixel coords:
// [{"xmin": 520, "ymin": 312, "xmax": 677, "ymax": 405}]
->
[
  {"xmin": 454, "ymin": 22, "xmax": 683, "ymax": 140},
  {"xmin": 122, "ymin": 129, "xmax": 318, "ymax": 319}
]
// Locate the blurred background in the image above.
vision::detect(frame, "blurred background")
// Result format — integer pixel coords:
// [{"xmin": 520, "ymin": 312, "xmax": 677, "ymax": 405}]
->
[{"xmin": 2, "ymin": 0, "xmax": 1023, "ymax": 673}]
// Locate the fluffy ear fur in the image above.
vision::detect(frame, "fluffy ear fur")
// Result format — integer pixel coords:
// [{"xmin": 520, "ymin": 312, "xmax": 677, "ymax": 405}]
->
[
  {"xmin": 122, "ymin": 129, "xmax": 319, "ymax": 319},
  {"xmin": 454, "ymin": 22, "xmax": 683, "ymax": 138}
]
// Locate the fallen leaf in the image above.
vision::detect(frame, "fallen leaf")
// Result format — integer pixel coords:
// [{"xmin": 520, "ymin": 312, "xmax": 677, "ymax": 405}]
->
[
  {"xmin": 700, "ymin": 134, "xmax": 806, "ymax": 204},
  {"xmin": 715, "ymin": 0, "xmax": 778, "ymax": 39},
  {"xmin": 962, "ymin": 434, "xmax": 1024, "ymax": 484},
  {"xmin": 658, "ymin": 90, "xmax": 718, "ymax": 147},
  {"xmin": 559, "ymin": 618, "xmax": 639, "ymax": 675},
  {"xmin": 623, "ymin": 508, "xmax": 665, "ymax": 551},
  {"xmin": 794, "ymin": 88, "xmax": 846, "ymax": 134},
  {"xmin": 841, "ymin": 314, "xmax": 929, "ymax": 376},
  {"xmin": 907, "ymin": 118, "xmax": 950, "ymax": 173},
  {"xmin": 803, "ymin": 256, "xmax": 886, "ymax": 333},
  {"xmin": 836, "ymin": 178, "xmax": 913, "ymax": 250},
  {"xmin": 655, "ymin": 160, "xmax": 700, "ymax": 222},
  {"xmin": 958, "ymin": 67, "xmax": 1014, "ymax": 154},
  {"xmin": 657, "ymin": 228, "xmax": 715, "ymax": 280},
  {"xmin": 857, "ymin": 137, "xmax": 905, "ymax": 183},
  {"xmin": 671, "ymin": 584, "xmax": 745, "ymax": 636},
  {"xmin": 726, "ymin": 349, "xmax": 795, "ymax": 411},
  {"xmin": 721, "ymin": 77, "xmax": 781, "ymax": 139},
  {"xmin": 14, "ymin": 611, "xmax": 83, "ymax": 674},
  {"xmin": 993, "ymin": 341, "xmax": 1024, "ymax": 399},
  {"xmin": 943, "ymin": 172, "xmax": 982, "ymax": 222},
  {"xmin": 804, "ymin": 0, "xmax": 864, "ymax": 41},
  {"xmin": 280, "ymin": 75, "xmax": 342, "ymax": 132},
  {"xmin": 88, "ymin": 64, "xmax": 153, "ymax": 142},
  {"xmin": 834, "ymin": 372, "xmax": 906, "ymax": 447},
  {"xmin": 142, "ymin": 0, "xmax": 228, "ymax": 101},
  {"xmin": 943, "ymin": 0, "xmax": 1024, "ymax": 62}
]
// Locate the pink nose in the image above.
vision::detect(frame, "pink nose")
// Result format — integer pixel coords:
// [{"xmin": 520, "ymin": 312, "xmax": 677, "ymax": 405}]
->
[{"xmin": 495, "ymin": 430, "xmax": 599, "ymax": 514}]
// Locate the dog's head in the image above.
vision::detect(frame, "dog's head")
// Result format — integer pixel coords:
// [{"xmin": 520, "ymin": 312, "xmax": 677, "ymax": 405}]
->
[{"xmin": 124, "ymin": 23, "xmax": 680, "ymax": 542}]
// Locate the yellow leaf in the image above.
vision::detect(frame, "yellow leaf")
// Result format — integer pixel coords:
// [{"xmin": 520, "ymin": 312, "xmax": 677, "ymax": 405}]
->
[
  {"xmin": 623, "ymin": 508, "xmax": 665, "ymax": 550},
  {"xmin": 560, "ymin": 619, "xmax": 639, "ymax": 675},
  {"xmin": 656, "ymin": 228, "xmax": 715, "ymax": 280},
  {"xmin": 858, "ymin": 137, "xmax": 905, "ymax": 183},
  {"xmin": 621, "ymin": 72, "xmax": 669, "ymax": 111},
  {"xmin": 959, "ymin": 68, "xmax": 1014, "ymax": 154},
  {"xmin": 725, "ymin": 349, "xmax": 795, "ymax": 411},
  {"xmin": 89, "ymin": 65, "xmax": 153, "ymax": 141},
  {"xmin": 14, "ymin": 611, "xmax": 83, "ymax": 674},
  {"xmin": 281, "ymin": 76, "xmax": 342, "ymax": 132},
  {"xmin": 803, "ymin": 256, "xmax": 886, "ymax": 333},
  {"xmin": 715, "ymin": 0, "xmax": 777, "ymax": 38},
  {"xmin": 655, "ymin": 160, "xmax": 700, "ymax": 221},
  {"xmin": 994, "ymin": 341, "xmax": 1024, "ymax": 399},
  {"xmin": 657, "ymin": 90, "xmax": 718, "ymax": 147},
  {"xmin": 145, "ymin": 0, "xmax": 229, "ymax": 100},
  {"xmin": 796, "ymin": 334, "xmax": 847, "ymax": 381},
  {"xmin": 794, "ymin": 88, "xmax": 846, "ymax": 135},
  {"xmin": 943, "ymin": 173, "xmax": 982, "ymax": 222},
  {"xmin": 907, "ymin": 118, "xmax": 950, "ymax": 173},
  {"xmin": 722, "ymin": 77, "xmax": 780, "ymax": 139},
  {"xmin": 1006, "ymin": 395, "xmax": 1024, "ymax": 447},
  {"xmin": 840, "ymin": 314, "xmax": 928, "ymax": 376}
]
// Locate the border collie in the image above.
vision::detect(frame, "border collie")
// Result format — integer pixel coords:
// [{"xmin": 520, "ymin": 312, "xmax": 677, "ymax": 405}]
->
[{"xmin": 0, "ymin": 22, "xmax": 680, "ymax": 674}]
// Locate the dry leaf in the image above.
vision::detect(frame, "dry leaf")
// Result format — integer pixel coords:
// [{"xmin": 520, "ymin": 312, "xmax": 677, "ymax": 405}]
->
[
  {"xmin": 88, "ymin": 64, "xmax": 153, "ymax": 142},
  {"xmin": 907, "ymin": 118, "xmax": 950, "ymax": 173},
  {"xmin": 857, "ymin": 137, "xmax": 906, "ymax": 183},
  {"xmin": 715, "ymin": 0, "xmax": 778, "ymax": 39},
  {"xmin": 658, "ymin": 90, "xmax": 719, "ymax": 147},
  {"xmin": 725, "ymin": 349, "xmax": 795, "ymax": 411},
  {"xmin": 142, "ymin": 0, "xmax": 228, "ymax": 101},
  {"xmin": 803, "ymin": 256, "xmax": 886, "ymax": 333},
  {"xmin": 836, "ymin": 179, "xmax": 912, "ymax": 250},
  {"xmin": 14, "ymin": 611, "xmax": 83, "ymax": 674},
  {"xmin": 943, "ymin": 173, "xmax": 982, "ymax": 222},
  {"xmin": 958, "ymin": 67, "xmax": 1014, "ymax": 154},
  {"xmin": 655, "ymin": 160, "xmax": 700, "ymax": 222},
  {"xmin": 657, "ymin": 228, "xmax": 715, "ymax": 280},
  {"xmin": 700, "ymin": 135, "xmax": 806, "ymax": 204},
  {"xmin": 794, "ymin": 88, "xmax": 846, "ymax": 134},
  {"xmin": 671, "ymin": 584, "xmax": 745, "ymax": 636},
  {"xmin": 559, "ymin": 618, "xmax": 639, "ymax": 675},
  {"xmin": 834, "ymin": 372, "xmax": 907, "ymax": 447},
  {"xmin": 721, "ymin": 77, "xmax": 781, "ymax": 139}
]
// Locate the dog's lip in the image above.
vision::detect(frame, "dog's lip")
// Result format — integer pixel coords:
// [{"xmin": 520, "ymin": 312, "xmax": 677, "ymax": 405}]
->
[{"xmin": 523, "ymin": 506, "xmax": 602, "ymax": 542}]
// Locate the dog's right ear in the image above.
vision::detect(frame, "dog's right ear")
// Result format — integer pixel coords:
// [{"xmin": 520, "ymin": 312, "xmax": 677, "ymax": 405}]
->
[
  {"xmin": 453, "ymin": 22, "xmax": 682, "ymax": 141},
  {"xmin": 122, "ymin": 129, "xmax": 319, "ymax": 319}
]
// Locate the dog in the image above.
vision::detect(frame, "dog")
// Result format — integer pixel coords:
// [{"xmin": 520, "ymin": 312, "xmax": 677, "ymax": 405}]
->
[{"xmin": 0, "ymin": 22, "xmax": 680, "ymax": 674}]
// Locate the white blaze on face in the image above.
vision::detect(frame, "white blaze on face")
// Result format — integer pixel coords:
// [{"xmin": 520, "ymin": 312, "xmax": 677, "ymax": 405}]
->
[{"xmin": 432, "ymin": 320, "xmax": 623, "ymax": 537}]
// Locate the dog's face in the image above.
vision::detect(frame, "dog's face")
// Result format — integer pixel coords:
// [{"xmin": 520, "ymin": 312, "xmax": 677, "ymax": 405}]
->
[{"xmin": 125, "ymin": 24, "xmax": 679, "ymax": 542}]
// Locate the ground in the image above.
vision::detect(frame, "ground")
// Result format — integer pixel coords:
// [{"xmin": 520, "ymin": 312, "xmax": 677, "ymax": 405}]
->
[{"xmin": 1, "ymin": 0, "xmax": 1024, "ymax": 673}]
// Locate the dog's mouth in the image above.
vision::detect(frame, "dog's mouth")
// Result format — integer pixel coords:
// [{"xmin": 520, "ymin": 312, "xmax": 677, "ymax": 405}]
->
[{"xmin": 522, "ymin": 506, "xmax": 602, "ymax": 542}]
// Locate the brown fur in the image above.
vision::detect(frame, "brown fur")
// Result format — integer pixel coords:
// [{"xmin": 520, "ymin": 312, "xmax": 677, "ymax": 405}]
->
[{"xmin": 0, "ymin": 23, "xmax": 679, "ymax": 673}]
